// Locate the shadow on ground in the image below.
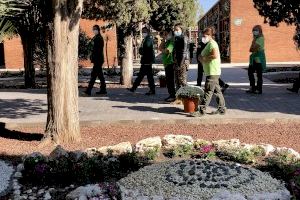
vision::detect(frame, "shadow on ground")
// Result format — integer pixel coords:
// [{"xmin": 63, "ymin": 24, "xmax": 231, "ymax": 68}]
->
[
  {"xmin": 0, "ymin": 122, "xmax": 43, "ymax": 141},
  {"xmin": 0, "ymin": 98, "xmax": 47, "ymax": 119}
]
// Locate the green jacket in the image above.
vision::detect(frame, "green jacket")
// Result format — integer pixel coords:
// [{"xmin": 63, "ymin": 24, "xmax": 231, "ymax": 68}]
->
[
  {"xmin": 162, "ymin": 39, "xmax": 174, "ymax": 65},
  {"xmin": 250, "ymin": 36, "xmax": 267, "ymax": 72}
]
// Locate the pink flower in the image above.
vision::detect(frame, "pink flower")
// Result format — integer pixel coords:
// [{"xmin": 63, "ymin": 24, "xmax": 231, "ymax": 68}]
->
[{"xmin": 201, "ymin": 145, "xmax": 214, "ymax": 154}]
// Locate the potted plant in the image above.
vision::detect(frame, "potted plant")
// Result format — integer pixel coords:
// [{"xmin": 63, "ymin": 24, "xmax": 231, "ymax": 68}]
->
[
  {"xmin": 176, "ymin": 85, "xmax": 204, "ymax": 113},
  {"xmin": 156, "ymin": 71, "xmax": 167, "ymax": 88}
]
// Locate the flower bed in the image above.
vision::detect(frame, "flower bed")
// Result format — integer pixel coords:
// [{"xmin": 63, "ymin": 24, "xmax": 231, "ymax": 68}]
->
[{"xmin": 5, "ymin": 135, "xmax": 300, "ymax": 199}]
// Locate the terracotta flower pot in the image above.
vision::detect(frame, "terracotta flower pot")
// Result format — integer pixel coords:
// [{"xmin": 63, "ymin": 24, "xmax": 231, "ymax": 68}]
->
[
  {"xmin": 159, "ymin": 78, "xmax": 167, "ymax": 88},
  {"xmin": 183, "ymin": 98, "xmax": 199, "ymax": 113}
]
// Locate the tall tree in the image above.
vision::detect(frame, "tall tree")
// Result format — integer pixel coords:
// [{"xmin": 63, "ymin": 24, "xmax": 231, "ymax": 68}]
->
[
  {"xmin": 83, "ymin": 0, "xmax": 152, "ymax": 86},
  {"xmin": 0, "ymin": 0, "xmax": 46, "ymax": 88},
  {"xmin": 43, "ymin": 0, "xmax": 83, "ymax": 143},
  {"xmin": 150, "ymin": 0, "xmax": 198, "ymax": 31},
  {"xmin": 253, "ymin": 0, "xmax": 300, "ymax": 49},
  {"xmin": 12, "ymin": 0, "xmax": 46, "ymax": 88}
]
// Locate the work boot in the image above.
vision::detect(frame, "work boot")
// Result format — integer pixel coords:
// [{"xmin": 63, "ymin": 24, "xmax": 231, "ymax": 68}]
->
[{"xmin": 211, "ymin": 107, "xmax": 226, "ymax": 115}]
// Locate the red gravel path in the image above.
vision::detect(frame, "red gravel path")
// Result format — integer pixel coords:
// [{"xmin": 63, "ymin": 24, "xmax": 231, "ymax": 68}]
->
[{"xmin": 0, "ymin": 122, "xmax": 300, "ymax": 157}]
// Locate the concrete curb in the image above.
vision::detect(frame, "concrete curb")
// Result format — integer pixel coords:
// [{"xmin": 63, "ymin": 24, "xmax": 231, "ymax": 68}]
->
[{"xmin": 4, "ymin": 118, "xmax": 300, "ymax": 129}]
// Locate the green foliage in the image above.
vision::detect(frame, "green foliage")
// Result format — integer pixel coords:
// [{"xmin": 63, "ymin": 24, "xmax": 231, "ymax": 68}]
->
[
  {"xmin": 233, "ymin": 149, "xmax": 256, "ymax": 164},
  {"xmin": 0, "ymin": 18, "xmax": 16, "ymax": 42},
  {"xmin": 150, "ymin": 0, "xmax": 198, "ymax": 31},
  {"xmin": 165, "ymin": 144, "xmax": 194, "ymax": 158},
  {"xmin": 144, "ymin": 146, "xmax": 160, "ymax": 161},
  {"xmin": 217, "ymin": 147, "xmax": 265, "ymax": 164},
  {"xmin": 79, "ymin": 29, "xmax": 92, "ymax": 60},
  {"xmin": 83, "ymin": 0, "xmax": 152, "ymax": 34},
  {"xmin": 176, "ymin": 85, "xmax": 204, "ymax": 99},
  {"xmin": 0, "ymin": 0, "xmax": 29, "ymax": 16},
  {"xmin": 251, "ymin": 146, "xmax": 265, "ymax": 157},
  {"xmin": 253, "ymin": 0, "xmax": 300, "ymax": 48},
  {"xmin": 21, "ymin": 151, "xmax": 150, "ymax": 187},
  {"xmin": 266, "ymin": 151, "xmax": 300, "ymax": 174}
]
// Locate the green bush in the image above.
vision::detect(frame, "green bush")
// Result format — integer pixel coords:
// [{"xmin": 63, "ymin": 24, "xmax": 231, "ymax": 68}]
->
[
  {"xmin": 164, "ymin": 144, "xmax": 194, "ymax": 158},
  {"xmin": 144, "ymin": 147, "xmax": 160, "ymax": 161}
]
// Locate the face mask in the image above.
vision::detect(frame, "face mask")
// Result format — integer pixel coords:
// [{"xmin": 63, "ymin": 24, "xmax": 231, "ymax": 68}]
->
[
  {"xmin": 93, "ymin": 30, "xmax": 99, "ymax": 35},
  {"xmin": 142, "ymin": 33, "xmax": 148, "ymax": 38},
  {"xmin": 174, "ymin": 31, "xmax": 182, "ymax": 37},
  {"xmin": 253, "ymin": 30, "xmax": 259, "ymax": 36},
  {"xmin": 202, "ymin": 36, "xmax": 210, "ymax": 44}
]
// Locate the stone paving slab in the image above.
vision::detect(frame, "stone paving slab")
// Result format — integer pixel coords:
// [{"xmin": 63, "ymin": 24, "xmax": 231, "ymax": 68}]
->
[{"xmin": 0, "ymin": 66, "xmax": 299, "ymax": 125}]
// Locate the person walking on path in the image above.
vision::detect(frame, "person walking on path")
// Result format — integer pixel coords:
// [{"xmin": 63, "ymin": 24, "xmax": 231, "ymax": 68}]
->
[
  {"xmin": 192, "ymin": 27, "xmax": 226, "ymax": 117},
  {"xmin": 160, "ymin": 28, "xmax": 176, "ymax": 102},
  {"xmin": 85, "ymin": 25, "xmax": 107, "ymax": 96},
  {"xmin": 173, "ymin": 23, "xmax": 189, "ymax": 91},
  {"xmin": 247, "ymin": 25, "xmax": 266, "ymax": 94},
  {"xmin": 128, "ymin": 26, "xmax": 156, "ymax": 95},
  {"xmin": 197, "ymin": 39, "xmax": 229, "ymax": 93},
  {"xmin": 287, "ymin": 72, "xmax": 300, "ymax": 93}
]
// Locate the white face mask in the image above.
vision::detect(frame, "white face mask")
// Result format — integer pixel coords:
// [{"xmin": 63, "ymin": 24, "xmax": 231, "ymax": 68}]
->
[
  {"xmin": 253, "ymin": 30, "xmax": 259, "ymax": 36},
  {"xmin": 174, "ymin": 31, "xmax": 182, "ymax": 37},
  {"xmin": 93, "ymin": 30, "xmax": 99, "ymax": 35},
  {"xmin": 202, "ymin": 36, "xmax": 210, "ymax": 44}
]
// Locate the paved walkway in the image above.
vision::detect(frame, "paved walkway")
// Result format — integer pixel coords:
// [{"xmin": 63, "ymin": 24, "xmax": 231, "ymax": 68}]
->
[{"xmin": 0, "ymin": 65, "xmax": 299, "ymax": 125}]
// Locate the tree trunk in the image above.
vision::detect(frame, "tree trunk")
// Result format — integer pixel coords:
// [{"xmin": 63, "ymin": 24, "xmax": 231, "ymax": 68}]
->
[
  {"xmin": 44, "ymin": 0, "xmax": 82, "ymax": 143},
  {"xmin": 120, "ymin": 34, "xmax": 133, "ymax": 86},
  {"xmin": 22, "ymin": 36, "xmax": 36, "ymax": 88},
  {"xmin": 105, "ymin": 36, "xmax": 110, "ymax": 68}
]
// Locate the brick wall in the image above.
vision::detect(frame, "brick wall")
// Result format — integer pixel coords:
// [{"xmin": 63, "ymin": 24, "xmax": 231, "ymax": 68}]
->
[
  {"xmin": 230, "ymin": 0, "xmax": 300, "ymax": 63},
  {"xmin": 3, "ymin": 37, "xmax": 24, "ymax": 69},
  {"xmin": 79, "ymin": 19, "xmax": 118, "ymax": 68},
  {"xmin": 3, "ymin": 19, "xmax": 118, "ymax": 69}
]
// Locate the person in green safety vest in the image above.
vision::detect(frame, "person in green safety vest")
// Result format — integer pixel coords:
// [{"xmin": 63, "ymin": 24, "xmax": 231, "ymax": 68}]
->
[{"xmin": 160, "ymin": 28, "xmax": 176, "ymax": 102}]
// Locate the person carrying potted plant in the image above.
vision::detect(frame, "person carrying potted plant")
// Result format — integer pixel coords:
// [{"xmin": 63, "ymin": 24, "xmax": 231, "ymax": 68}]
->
[
  {"xmin": 160, "ymin": 28, "xmax": 176, "ymax": 102},
  {"xmin": 192, "ymin": 27, "xmax": 226, "ymax": 117}
]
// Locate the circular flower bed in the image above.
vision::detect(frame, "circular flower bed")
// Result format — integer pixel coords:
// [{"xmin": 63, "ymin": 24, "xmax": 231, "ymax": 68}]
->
[
  {"xmin": 0, "ymin": 160, "xmax": 14, "ymax": 197},
  {"xmin": 118, "ymin": 160, "xmax": 290, "ymax": 199}
]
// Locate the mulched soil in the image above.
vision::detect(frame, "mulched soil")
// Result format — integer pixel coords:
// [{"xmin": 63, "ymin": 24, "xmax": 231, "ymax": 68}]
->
[{"xmin": 0, "ymin": 122, "xmax": 300, "ymax": 158}]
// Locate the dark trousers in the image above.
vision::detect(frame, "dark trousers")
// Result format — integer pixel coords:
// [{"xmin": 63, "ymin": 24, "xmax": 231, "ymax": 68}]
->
[
  {"xmin": 200, "ymin": 75, "xmax": 226, "ymax": 110},
  {"xmin": 133, "ymin": 64, "xmax": 155, "ymax": 91},
  {"xmin": 197, "ymin": 63, "xmax": 204, "ymax": 86},
  {"xmin": 165, "ymin": 64, "xmax": 176, "ymax": 97},
  {"xmin": 87, "ymin": 64, "xmax": 106, "ymax": 92},
  {"xmin": 248, "ymin": 61, "xmax": 263, "ymax": 92},
  {"xmin": 197, "ymin": 63, "xmax": 226, "ymax": 88},
  {"xmin": 292, "ymin": 73, "xmax": 300, "ymax": 92}
]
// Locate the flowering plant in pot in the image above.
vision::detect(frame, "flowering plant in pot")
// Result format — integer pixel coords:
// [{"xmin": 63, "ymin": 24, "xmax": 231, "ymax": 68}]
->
[
  {"xmin": 175, "ymin": 85, "xmax": 204, "ymax": 113},
  {"xmin": 156, "ymin": 71, "xmax": 166, "ymax": 88}
]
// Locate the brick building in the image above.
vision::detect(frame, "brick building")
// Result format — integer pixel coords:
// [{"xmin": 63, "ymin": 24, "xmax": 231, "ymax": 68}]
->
[
  {"xmin": 0, "ymin": 19, "xmax": 118, "ymax": 69},
  {"xmin": 198, "ymin": 0, "xmax": 300, "ymax": 63}
]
